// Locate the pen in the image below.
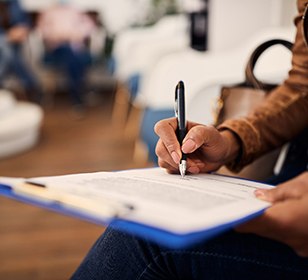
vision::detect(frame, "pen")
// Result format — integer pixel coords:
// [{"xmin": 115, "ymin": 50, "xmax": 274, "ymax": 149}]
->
[{"xmin": 175, "ymin": 81, "xmax": 187, "ymax": 177}]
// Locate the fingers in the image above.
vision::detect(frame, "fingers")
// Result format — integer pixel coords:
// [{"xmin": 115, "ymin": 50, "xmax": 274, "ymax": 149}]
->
[
  {"xmin": 155, "ymin": 118, "xmax": 201, "ymax": 173},
  {"xmin": 238, "ymin": 174, "xmax": 308, "ymax": 258},
  {"xmin": 155, "ymin": 118, "xmax": 226, "ymax": 174},
  {"xmin": 156, "ymin": 119, "xmax": 220, "ymax": 156},
  {"xmin": 254, "ymin": 172, "xmax": 308, "ymax": 203},
  {"xmin": 157, "ymin": 158, "xmax": 178, "ymax": 174},
  {"xmin": 156, "ymin": 139, "xmax": 179, "ymax": 170},
  {"xmin": 155, "ymin": 119, "xmax": 210, "ymax": 167},
  {"xmin": 236, "ymin": 197, "xmax": 308, "ymax": 257},
  {"xmin": 154, "ymin": 118, "xmax": 181, "ymax": 164},
  {"xmin": 182, "ymin": 125, "xmax": 218, "ymax": 154},
  {"xmin": 156, "ymin": 139, "xmax": 206, "ymax": 174}
]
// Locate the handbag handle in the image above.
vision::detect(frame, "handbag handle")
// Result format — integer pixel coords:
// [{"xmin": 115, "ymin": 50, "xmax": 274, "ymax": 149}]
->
[{"xmin": 245, "ymin": 39, "xmax": 293, "ymax": 90}]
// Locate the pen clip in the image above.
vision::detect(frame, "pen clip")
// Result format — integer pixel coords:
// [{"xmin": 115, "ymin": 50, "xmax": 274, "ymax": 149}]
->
[
  {"xmin": 174, "ymin": 86, "xmax": 179, "ymax": 118},
  {"xmin": 175, "ymin": 81, "xmax": 186, "ymax": 130}
]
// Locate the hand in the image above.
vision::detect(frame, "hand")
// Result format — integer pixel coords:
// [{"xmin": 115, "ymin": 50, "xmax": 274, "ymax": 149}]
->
[
  {"xmin": 237, "ymin": 172, "xmax": 308, "ymax": 257},
  {"xmin": 7, "ymin": 26, "xmax": 29, "ymax": 43},
  {"xmin": 154, "ymin": 118, "xmax": 240, "ymax": 174}
]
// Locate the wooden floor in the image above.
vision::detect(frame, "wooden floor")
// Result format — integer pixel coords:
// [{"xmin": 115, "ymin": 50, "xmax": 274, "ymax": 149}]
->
[{"xmin": 0, "ymin": 92, "xmax": 151, "ymax": 279}]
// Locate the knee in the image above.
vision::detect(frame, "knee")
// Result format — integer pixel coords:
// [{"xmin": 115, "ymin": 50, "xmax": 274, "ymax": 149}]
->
[{"xmin": 92, "ymin": 226, "xmax": 138, "ymax": 255}]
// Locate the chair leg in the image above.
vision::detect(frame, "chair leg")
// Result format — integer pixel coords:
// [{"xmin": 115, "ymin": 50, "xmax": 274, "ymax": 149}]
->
[
  {"xmin": 132, "ymin": 138, "xmax": 149, "ymax": 166},
  {"xmin": 40, "ymin": 70, "xmax": 57, "ymax": 108},
  {"xmin": 124, "ymin": 104, "xmax": 143, "ymax": 140},
  {"xmin": 111, "ymin": 82, "xmax": 131, "ymax": 128}
]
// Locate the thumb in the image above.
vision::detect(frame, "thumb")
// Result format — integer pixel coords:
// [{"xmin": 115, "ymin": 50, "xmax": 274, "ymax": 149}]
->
[
  {"xmin": 254, "ymin": 188, "xmax": 287, "ymax": 203},
  {"xmin": 182, "ymin": 125, "xmax": 220, "ymax": 154},
  {"xmin": 254, "ymin": 180, "xmax": 304, "ymax": 203}
]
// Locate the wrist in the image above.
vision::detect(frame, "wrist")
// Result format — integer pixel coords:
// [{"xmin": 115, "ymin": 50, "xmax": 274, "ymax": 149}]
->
[{"xmin": 220, "ymin": 129, "xmax": 241, "ymax": 163}]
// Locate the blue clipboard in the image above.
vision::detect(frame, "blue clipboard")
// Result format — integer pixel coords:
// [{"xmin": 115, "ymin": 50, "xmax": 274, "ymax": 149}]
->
[{"xmin": 0, "ymin": 182, "xmax": 265, "ymax": 249}]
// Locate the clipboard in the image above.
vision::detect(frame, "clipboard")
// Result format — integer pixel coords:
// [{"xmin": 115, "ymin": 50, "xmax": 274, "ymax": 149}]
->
[{"xmin": 0, "ymin": 168, "xmax": 272, "ymax": 249}]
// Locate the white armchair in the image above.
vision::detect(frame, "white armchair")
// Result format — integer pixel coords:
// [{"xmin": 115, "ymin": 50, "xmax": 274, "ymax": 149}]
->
[
  {"xmin": 113, "ymin": 14, "xmax": 190, "ymax": 81},
  {"xmin": 0, "ymin": 90, "xmax": 43, "ymax": 159},
  {"xmin": 111, "ymin": 14, "xmax": 190, "ymax": 127}
]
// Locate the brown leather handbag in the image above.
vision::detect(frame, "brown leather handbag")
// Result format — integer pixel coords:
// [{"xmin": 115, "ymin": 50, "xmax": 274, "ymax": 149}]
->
[{"xmin": 215, "ymin": 39, "xmax": 293, "ymax": 181}]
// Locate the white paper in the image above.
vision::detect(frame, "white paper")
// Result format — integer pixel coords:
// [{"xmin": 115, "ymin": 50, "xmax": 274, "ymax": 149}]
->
[{"xmin": 15, "ymin": 168, "xmax": 273, "ymax": 234}]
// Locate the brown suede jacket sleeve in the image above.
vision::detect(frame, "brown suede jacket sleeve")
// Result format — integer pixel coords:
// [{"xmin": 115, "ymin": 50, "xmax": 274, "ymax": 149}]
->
[{"xmin": 218, "ymin": 0, "xmax": 308, "ymax": 172}]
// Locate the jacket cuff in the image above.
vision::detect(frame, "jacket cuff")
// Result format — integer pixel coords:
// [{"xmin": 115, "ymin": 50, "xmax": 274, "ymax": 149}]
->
[{"xmin": 218, "ymin": 118, "xmax": 261, "ymax": 172}]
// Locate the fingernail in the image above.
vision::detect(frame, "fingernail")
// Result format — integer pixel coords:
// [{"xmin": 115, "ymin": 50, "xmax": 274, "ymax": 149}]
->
[
  {"xmin": 171, "ymin": 152, "xmax": 180, "ymax": 164},
  {"xmin": 196, "ymin": 161, "xmax": 205, "ymax": 169},
  {"xmin": 254, "ymin": 189, "xmax": 267, "ymax": 200},
  {"xmin": 182, "ymin": 138, "xmax": 196, "ymax": 153},
  {"xmin": 188, "ymin": 166, "xmax": 200, "ymax": 174}
]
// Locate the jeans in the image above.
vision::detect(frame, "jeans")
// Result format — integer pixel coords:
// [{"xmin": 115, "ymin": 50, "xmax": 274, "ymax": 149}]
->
[
  {"xmin": 0, "ymin": 36, "xmax": 12, "ymax": 78},
  {"xmin": 71, "ymin": 226, "xmax": 308, "ymax": 279},
  {"xmin": 44, "ymin": 44, "xmax": 92, "ymax": 105},
  {"xmin": 10, "ymin": 45, "xmax": 42, "ymax": 102},
  {"xmin": 0, "ymin": 42, "xmax": 42, "ymax": 103}
]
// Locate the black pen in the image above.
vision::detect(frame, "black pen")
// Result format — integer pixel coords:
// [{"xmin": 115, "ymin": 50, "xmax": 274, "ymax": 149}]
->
[{"xmin": 175, "ymin": 81, "xmax": 187, "ymax": 177}]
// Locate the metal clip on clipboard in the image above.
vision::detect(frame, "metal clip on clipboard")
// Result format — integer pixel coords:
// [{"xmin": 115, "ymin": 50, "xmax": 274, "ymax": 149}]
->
[{"xmin": 12, "ymin": 181, "xmax": 134, "ymax": 219}]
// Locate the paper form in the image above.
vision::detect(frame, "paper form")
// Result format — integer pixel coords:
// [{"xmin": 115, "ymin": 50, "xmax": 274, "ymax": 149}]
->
[{"xmin": 21, "ymin": 168, "xmax": 272, "ymax": 234}]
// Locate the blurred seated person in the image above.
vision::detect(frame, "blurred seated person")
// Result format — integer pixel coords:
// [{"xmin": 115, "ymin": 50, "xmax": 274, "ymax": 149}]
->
[
  {"xmin": 0, "ymin": 0, "xmax": 42, "ymax": 104},
  {"xmin": 37, "ymin": 0, "xmax": 97, "ymax": 109}
]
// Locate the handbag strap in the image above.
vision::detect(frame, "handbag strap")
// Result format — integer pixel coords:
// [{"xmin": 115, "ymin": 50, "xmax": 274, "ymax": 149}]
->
[{"xmin": 245, "ymin": 39, "xmax": 293, "ymax": 90}]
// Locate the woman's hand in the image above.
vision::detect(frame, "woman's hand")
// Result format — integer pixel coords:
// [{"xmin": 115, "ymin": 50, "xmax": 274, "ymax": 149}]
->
[
  {"xmin": 154, "ymin": 118, "xmax": 240, "ymax": 174},
  {"xmin": 237, "ymin": 172, "xmax": 308, "ymax": 257}
]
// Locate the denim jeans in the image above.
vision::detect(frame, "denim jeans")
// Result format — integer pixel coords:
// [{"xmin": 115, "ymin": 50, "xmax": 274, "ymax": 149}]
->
[
  {"xmin": 71, "ymin": 226, "xmax": 308, "ymax": 280},
  {"xmin": 44, "ymin": 44, "xmax": 92, "ymax": 105},
  {"xmin": 0, "ymin": 43, "xmax": 42, "ymax": 103}
]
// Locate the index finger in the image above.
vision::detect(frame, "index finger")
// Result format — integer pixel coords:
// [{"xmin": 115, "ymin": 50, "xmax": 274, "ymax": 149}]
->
[{"xmin": 154, "ymin": 118, "xmax": 181, "ymax": 163}]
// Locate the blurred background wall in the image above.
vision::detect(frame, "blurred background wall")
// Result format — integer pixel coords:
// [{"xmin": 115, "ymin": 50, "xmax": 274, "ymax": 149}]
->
[{"xmin": 20, "ymin": 0, "xmax": 295, "ymax": 40}]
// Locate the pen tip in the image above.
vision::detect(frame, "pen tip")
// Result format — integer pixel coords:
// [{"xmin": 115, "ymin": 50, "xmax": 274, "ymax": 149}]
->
[{"xmin": 179, "ymin": 161, "xmax": 187, "ymax": 178}]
